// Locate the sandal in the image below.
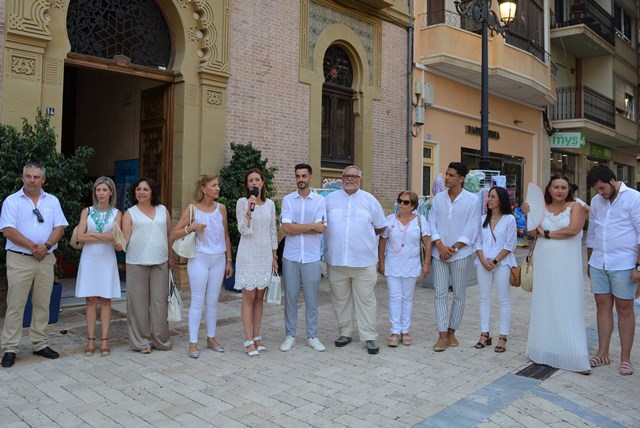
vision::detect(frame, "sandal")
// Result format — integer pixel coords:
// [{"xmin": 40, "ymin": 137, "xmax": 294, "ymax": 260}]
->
[
  {"xmin": 244, "ymin": 340, "xmax": 260, "ymax": 357},
  {"xmin": 100, "ymin": 338, "xmax": 110, "ymax": 357},
  {"xmin": 401, "ymin": 333, "xmax": 412, "ymax": 346},
  {"xmin": 494, "ymin": 336, "xmax": 507, "ymax": 353},
  {"xmin": 589, "ymin": 355, "xmax": 611, "ymax": 368},
  {"xmin": 388, "ymin": 334, "xmax": 400, "ymax": 347},
  {"xmin": 139, "ymin": 346, "xmax": 152, "ymax": 354},
  {"xmin": 84, "ymin": 338, "xmax": 96, "ymax": 357},
  {"xmin": 474, "ymin": 333, "xmax": 492, "ymax": 349},
  {"xmin": 619, "ymin": 361, "xmax": 634, "ymax": 376},
  {"xmin": 253, "ymin": 336, "xmax": 266, "ymax": 352}
]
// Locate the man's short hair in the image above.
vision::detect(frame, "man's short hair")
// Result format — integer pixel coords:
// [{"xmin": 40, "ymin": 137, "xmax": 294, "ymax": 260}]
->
[
  {"xmin": 586, "ymin": 164, "xmax": 616, "ymax": 187},
  {"xmin": 295, "ymin": 163, "xmax": 312, "ymax": 174},
  {"xmin": 448, "ymin": 162, "xmax": 468, "ymax": 178},
  {"xmin": 23, "ymin": 162, "xmax": 46, "ymax": 177},
  {"xmin": 342, "ymin": 165, "xmax": 362, "ymax": 178}
]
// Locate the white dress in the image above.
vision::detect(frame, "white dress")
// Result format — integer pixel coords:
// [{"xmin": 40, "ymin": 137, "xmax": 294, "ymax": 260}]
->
[
  {"xmin": 75, "ymin": 208, "xmax": 121, "ymax": 299},
  {"xmin": 234, "ymin": 198, "xmax": 278, "ymax": 290},
  {"xmin": 526, "ymin": 207, "xmax": 589, "ymax": 372}
]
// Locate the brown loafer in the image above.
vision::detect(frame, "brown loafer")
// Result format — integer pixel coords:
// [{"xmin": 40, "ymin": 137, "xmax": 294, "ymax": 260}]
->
[
  {"xmin": 433, "ymin": 337, "xmax": 450, "ymax": 352},
  {"xmin": 448, "ymin": 329, "xmax": 459, "ymax": 347},
  {"xmin": 388, "ymin": 334, "xmax": 400, "ymax": 347}
]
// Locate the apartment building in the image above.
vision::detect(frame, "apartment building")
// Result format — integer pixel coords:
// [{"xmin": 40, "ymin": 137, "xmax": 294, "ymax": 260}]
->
[{"xmin": 549, "ymin": 0, "xmax": 640, "ymax": 198}]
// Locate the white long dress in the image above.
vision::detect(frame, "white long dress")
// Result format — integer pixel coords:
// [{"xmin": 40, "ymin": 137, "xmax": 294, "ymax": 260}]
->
[
  {"xmin": 526, "ymin": 207, "xmax": 589, "ymax": 372},
  {"xmin": 234, "ymin": 198, "xmax": 278, "ymax": 290},
  {"xmin": 75, "ymin": 208, "xmax": 121, "ymax": 299}
]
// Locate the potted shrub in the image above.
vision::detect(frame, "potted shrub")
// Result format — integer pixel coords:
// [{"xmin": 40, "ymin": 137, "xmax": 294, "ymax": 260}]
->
[{"xmin": 217, "ymin": 142, "xmax": 278, "ymax": 290}]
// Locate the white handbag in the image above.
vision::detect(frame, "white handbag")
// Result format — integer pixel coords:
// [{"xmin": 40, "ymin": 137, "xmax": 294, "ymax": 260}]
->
[
  {"xmin": 266, "ymin": 272, "xmax": 282, "ymax": 305},
  {"xmin": 167, "ymin": 270, "xmax": 183, "ymax": 322},
  {"xmin": 172, "ymin": 204, "xmax": 196, "ymax": 258}
]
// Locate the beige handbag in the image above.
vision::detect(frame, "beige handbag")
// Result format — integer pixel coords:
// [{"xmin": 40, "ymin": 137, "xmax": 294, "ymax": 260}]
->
[
  {"xmin": 112, "ymin": 222, "xmax": 127, "ymax": 252},
  {"xmin": 70, "ymin": 225, "xmax": 83, "ymax": 250}
]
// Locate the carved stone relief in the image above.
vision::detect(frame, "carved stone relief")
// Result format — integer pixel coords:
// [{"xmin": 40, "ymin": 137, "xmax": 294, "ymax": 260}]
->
[
  {"xmin": 7, "ymin": 0, "xmax": 52, "ymax": 40},
  {"xmin": 7, "ymin": 51, "xmax": 41, "ymax": 81},
  {"xmin": 205, "ymin": 89, "xmax": 223, "ymax": 108}
]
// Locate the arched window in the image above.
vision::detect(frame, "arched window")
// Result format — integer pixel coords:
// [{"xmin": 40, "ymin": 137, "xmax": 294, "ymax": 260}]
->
[
  {"xmin": 67, "ymin": 0, "xmax": 172, "ymax": 69},
  {"xmin": 322, "ymin": 45, "xmax": 354, "ymax": 168}
]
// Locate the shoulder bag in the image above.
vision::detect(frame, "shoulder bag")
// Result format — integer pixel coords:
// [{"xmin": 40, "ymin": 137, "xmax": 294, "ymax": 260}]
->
[
  {"xmin": 172, "ymin": 204, "xmax": 196, "ymax": 258},
  {"xmin": 417, "ymin": 214, "xmax": 426, "ymax": 267},
  {"xmin": 167, "ymin": 269, "xmax": 183, "ymax": 322},
  {"xmin": 520, "ymin": 237, "xmax": 537, "ymax": 292}
]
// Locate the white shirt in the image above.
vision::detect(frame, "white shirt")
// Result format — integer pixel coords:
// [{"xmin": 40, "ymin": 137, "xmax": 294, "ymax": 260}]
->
[
  {"xmin": 0, "ymin": 187, "xmax": 68, "ymax": 253},
  {"xmin": 324, "ymin": 189, "xmax": 386, "ymax": 267},
  {"xmin": 281, "ymin": 190, "xmax": 326, "ymax": 263},
  {"xmin": 586, "ymin": 182, "xmax": 640, "ymax": 270},
  {"xmin": 428, "ymin": 188, "xmax": 480, "ymax": 261},
  {"xmin": 473, "ymin": 214, "xmax": 517, "ymax": 268},
  {"xmin": 381, "ymin": 214, "xmax": 430, "ymax": 277}
]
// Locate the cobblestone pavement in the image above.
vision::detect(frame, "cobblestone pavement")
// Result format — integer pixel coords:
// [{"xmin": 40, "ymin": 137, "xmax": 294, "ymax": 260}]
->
[{"xmin": 1, "ymin": 246, "xmax": 639, "ymax": 427}]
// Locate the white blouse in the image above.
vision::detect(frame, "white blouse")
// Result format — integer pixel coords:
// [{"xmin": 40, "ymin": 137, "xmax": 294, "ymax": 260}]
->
[
  {"xmin": 381, "ymin": 214, "xmax": 430, "ymax": 278},
  {"xmin": 473, "ymin": 214, "xmax": 517, "ymax": 268},
  {"xmin": 126, "ymin": 204, "xmax": 169, "ymax": 265}
]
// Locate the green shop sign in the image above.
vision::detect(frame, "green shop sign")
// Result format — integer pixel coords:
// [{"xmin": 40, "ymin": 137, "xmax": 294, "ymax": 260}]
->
[
  {"xmin": 589, "ymin": 143, "xmax": 613, "ymax": 160},
  {"xmin": 550, "ymin": 132, "xmax": 584, "ymax": 148}
]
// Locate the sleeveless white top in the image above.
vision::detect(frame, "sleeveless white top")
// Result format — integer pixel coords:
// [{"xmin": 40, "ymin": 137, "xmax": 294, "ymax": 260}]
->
[
  {"xmin": 194, "ymin": 204, "xmax": 226, "ymax": 255},
  {"xmin": 126, "ymin": 204, "xmax": 168, "ymax": 265}
]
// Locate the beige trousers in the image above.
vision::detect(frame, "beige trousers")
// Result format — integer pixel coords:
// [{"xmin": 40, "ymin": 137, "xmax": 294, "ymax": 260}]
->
[
  {"xmin": 327, "ymin": 264, "xmax": 378, "ymax": 341},
  {"xmin": 2, "ymin": 252, "xmax": 56, "ymax": 353},
  {"xmin": 126, "ymin": 263, "xmax": 172, "ymax": 351}
]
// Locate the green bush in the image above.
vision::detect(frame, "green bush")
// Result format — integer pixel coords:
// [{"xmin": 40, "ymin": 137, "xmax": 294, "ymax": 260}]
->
[
  {"xmin": 0, "ymin": 109, "xmax": 94, "ymax": 278},
  {"xmin": 218, "ymin": 142, "xmax": 278, "ymax": 258}
]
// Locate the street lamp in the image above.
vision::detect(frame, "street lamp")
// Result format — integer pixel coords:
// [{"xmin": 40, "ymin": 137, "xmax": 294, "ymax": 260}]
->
[{"xmin": 454, "ymin": 0, "xmax": 517, "ymax": 169}]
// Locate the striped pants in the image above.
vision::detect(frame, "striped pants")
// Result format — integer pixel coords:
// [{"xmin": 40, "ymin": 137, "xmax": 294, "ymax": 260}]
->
[{"xmin": 432, "ymin": 256, "xmax": 471, "ymax": 332}]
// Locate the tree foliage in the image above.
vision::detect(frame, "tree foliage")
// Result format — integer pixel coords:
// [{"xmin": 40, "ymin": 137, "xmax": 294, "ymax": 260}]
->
[
  {"xmin": 0, "ymin": 110, "xmax": 94, "ymax": 278},
  {"xmin": 218, "ymin": 142, "xmax": 278, "ymax": 257}
]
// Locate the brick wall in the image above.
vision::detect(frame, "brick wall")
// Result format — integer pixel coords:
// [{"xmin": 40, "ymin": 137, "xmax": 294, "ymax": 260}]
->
[
  {"xmin": 225, "ymin": 0, "xmax": 310, "ymax": 195},
  {"xmin": 371, "ymin": 21, "xmax": 408, "ymax": 201}
]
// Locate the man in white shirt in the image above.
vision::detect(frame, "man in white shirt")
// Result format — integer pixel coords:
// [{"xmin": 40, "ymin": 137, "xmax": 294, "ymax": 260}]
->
[
  {"xmin": 428, "ymin": 162, "xmax": 480, "ymax": 352},
  {"xmin": 1, "ymin": 163, "xmax": 68, "ymax": 368},
  {"xmin": 324, "ymin": 165, "xmax": 386, "ymax": 354},
  {"xmin": 586, "ymin": 164, "xmax": 640, "ymax": 376},
  {"xmin": 279, "ymin": 164, "xmax": 327, "ymax": 352}
]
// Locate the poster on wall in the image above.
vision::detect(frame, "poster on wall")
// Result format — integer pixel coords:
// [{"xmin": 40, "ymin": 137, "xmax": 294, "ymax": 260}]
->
[{"xmin": 114, "ymin": 159, "xmax": 139, "ymax": 215}]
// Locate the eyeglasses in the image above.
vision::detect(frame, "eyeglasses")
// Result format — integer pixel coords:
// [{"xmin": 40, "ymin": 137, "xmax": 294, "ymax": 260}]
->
[
  {"xmin": 342, "ymin": 175, "xmax": 361, "ymax": 180},
  {"xmin": 397, "ymin": 199, "xmax": 412, "ymax": 206},
  {"xmin": 33, "ymin": 208, "xmax": 44, "ymax": 223}
]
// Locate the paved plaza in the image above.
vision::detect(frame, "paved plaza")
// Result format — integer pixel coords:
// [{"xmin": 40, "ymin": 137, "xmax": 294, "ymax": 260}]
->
[{"xmin": 1, "ymin": 247, "xmax": 639, "ymax": 427}]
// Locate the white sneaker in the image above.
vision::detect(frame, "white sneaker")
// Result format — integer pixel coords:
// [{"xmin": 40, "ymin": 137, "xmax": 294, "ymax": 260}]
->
[
  {"xmin": 280, "ymin": 336, "xmax": 296, "ymax": 352},
  {"xmin": 307, "ymin": 337, "xmax": 326, "ymax": 352}
]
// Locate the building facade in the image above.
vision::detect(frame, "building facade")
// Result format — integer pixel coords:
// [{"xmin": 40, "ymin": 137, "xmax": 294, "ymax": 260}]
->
[
  {"xmin": 0, "ymin": 0, "xmax": 411, "ymax": 213},
  {"xmin": 549, "ymin": 0, "xmax": 640, "ymax": 199},
  {"xmin": 412, "ymin": 0, "xmax": 556, "ymax": 204}
]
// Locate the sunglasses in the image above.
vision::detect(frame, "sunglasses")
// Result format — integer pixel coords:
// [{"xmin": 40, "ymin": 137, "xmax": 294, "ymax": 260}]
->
[
  {"xmin": 397, "ymin": 199, "xmax": 412, "ymax": 206},
  {"xmin": 33, "ymin": 208, "xmax": 44, "ymax": 223}
]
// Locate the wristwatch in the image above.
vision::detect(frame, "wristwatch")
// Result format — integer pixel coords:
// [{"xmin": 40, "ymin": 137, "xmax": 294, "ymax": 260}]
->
[
  {"xmin": 544, "ymin": 230, "xmax": 550, "ymax": 239},
  {"xmin": 636, "ymin": 263, "xmax": 640, "ymax": 272},
  {"xmin": 44, "ymin": 243, "xmax": 52, "ymax": 251},
  {"xmin": 492, "ymin": 259, "xmax": 500, "ymax": 265}
]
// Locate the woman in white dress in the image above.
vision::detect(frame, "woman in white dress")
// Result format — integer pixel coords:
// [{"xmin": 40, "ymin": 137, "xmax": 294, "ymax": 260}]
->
[
  {"xmin": 170, "ymin": 174, "xmax": 233, "ymax": 359},
  {"xmin": 75, "ymin": 177, "xmax": 124, "ymax": 357},
  {"xmin": 473, "ymin": 186, "xmax": 517, "ymax": 352},
  {"xmin": 234, "ymin": 168, "xmax": 278, "ymax": 357},
  {"xmin": 378, "ymin": 191, "xmax": 430, "ymax": 347},
  {"xmin": 523, "ymin": 174, "xmax": 590, "ymax": 373}
]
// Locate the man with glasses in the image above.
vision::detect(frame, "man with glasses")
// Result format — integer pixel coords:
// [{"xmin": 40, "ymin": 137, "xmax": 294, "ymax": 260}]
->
[
  {"xmin": 428, "ymin": 162, "xmax": 480, "ymax": 352},
  {"xmin": 1, "ymin": 163, "xmax": 68, "ymax": 367},
  {"xmin": 324, "ymin": 165, "xmax": 386, "ymax": 354}
]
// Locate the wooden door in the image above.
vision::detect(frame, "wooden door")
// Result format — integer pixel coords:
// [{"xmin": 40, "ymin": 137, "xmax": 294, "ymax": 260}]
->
[{"xmin": 140, "ymin": 85, "xmax": 173, "ymax": 207}]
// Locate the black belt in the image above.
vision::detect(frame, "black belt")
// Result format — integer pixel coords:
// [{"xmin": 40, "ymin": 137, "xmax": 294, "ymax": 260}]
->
[{"xmin": 7, "ymin": 250, "xmax": 33, "ymax": 257}]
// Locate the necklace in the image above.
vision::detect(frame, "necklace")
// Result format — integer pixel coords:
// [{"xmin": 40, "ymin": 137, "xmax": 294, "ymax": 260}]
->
[
  {"xmin": 388, "ymin": 216, "xmax": 409, "ymax": 253},
  {"xmin": 90, "ymin": 206, "xmax": 112, "ymax": 233}
]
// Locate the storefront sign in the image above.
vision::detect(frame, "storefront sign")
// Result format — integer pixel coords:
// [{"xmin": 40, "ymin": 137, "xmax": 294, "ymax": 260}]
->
[
  {"xmin": 589, "ymin": 143, "xmax": 613, "ymax": 161},
  {"xmin": 465, "ymin": 126, "xmax": 500, "ymax": 140},
  {"xmin": 550, "ymin": 132, "xmax": 584, "ymax": 148}
]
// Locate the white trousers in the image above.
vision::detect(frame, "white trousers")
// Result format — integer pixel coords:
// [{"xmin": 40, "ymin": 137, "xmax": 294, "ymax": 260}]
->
[
  {"xmin": 476, "ymin": 264, "xmax": 511, "ymax": 335},
  {"xmin": 187, "ymin": 252, "xmax": 226, "ymax": 343},
  {"xmin": 386, "ymin": 276, "xmax": 418, "ymax": 334}
]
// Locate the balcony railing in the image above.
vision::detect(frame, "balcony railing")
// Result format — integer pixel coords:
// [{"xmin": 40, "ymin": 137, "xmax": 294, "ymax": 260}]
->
[
  {"xmin": 419, "ymin": 11, "xmax": 548, "ymax": 63},
  {"xmin": 551, "ymin": 1, "xmax": 615, "ymax": 46},
  {"xmin": 549, "ymin": 85, "xmax": 615, "ymax": 128}
]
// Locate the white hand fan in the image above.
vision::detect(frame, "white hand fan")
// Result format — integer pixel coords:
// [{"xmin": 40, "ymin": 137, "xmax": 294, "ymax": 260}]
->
[{"xmin": 525, "ymin": 183, "xmax": 545, "ymax": 231}]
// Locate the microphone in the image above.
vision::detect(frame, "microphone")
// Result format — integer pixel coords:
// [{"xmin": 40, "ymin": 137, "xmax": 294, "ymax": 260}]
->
[{"xmin": 249, "ymin": 187, "xmax": 259, "ymax": 211}]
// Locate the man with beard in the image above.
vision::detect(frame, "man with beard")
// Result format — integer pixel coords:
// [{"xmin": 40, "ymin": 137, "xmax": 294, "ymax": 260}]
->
[
  {"xmin": 279, "ymin": 164, "xmax": 327, "ymax": 352},
  {"xmin": 586, "ymin": 164, "xmax": 640, "ymax": 376},
  {"xmin": 324, "ymin": 165, "xmax": 386, "ymax": 354}
]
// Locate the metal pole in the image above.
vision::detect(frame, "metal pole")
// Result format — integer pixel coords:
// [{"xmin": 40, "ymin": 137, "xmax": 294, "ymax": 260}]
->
[{"xmin": 480, "ymin": 0, "xmax": 490, "ymax": 170}]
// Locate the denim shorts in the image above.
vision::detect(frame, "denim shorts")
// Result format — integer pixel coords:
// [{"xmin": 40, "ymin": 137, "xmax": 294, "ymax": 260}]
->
[{"xmin": 590, "ymin": 266, "xmax": 636, "ymax": 300}]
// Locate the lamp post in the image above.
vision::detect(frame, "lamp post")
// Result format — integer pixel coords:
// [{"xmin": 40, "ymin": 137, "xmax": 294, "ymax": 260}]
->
[{"xmin": 454, "ymin": 0, "xmax": 517, "ymax": 170}]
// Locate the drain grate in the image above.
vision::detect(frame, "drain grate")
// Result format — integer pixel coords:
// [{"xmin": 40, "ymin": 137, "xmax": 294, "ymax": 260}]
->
[{"xmin": 516, "ymin": 363, "xmax": 558, "ymax": 380}]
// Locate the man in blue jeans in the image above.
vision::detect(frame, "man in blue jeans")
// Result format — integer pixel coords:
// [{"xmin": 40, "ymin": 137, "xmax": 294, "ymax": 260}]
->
[
  {"xmin": 586, "ymin": 164, "xmax": 640, "ymax": 376},
  {"xmin": 279, "ymin": 164, "xmax": 327, "ymax": 352}
]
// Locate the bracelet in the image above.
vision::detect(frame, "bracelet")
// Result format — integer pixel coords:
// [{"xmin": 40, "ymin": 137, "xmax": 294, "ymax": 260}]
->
[
  {"xmin": 226, "ymin": 258, "xmax": 232, "ymax": 262},
  {"xmin": 184, "ymin": 226, "xmax": 190, "ymax": 235}
]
